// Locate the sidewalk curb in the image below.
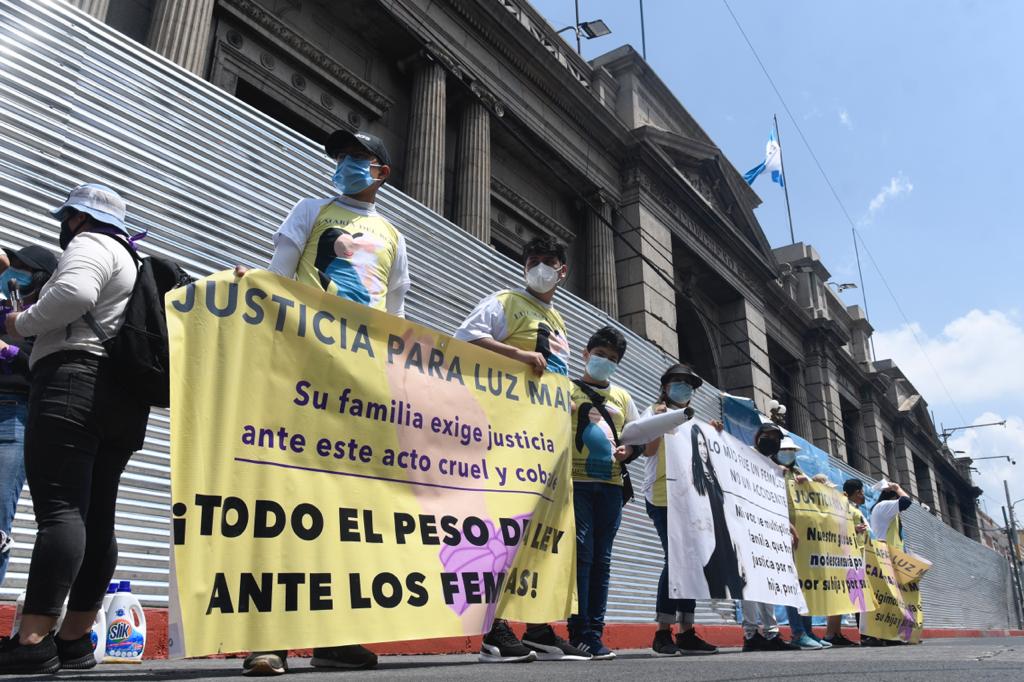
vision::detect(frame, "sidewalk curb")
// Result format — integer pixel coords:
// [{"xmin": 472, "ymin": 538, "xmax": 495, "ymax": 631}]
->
[{"xmin": 3, "ymin": 606, "xmax": 1021, "ymax": 659}]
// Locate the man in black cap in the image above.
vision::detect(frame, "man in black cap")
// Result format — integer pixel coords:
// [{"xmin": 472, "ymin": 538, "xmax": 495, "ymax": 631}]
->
[
  {"xmin": 637, "ymin": 363, "xmax": 721, "ymax": 656},
  {"xmin": 237, "ymin": 129, "xmax": 410, "ymax": 320},
  {"xmin": 0, "ymin": 245, "xmax": 59, "ymax": 588},
  {"xmin": 239, "ymin": 132, "xmax": 404, "ymax": 675}
]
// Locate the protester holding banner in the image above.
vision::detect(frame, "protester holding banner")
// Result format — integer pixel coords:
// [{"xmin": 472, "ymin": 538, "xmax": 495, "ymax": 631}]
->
[
  {"xmin": 638, "ymin": 363, "xmax": 720, "ymax": 656},
  {"xmin": 564, "ymin": 327, "xmax": 641, "ymax": 660},
  {"xmin": 741, "ymin": 423, "xmax": 800, "ymax": 652},
  {"xmin": 871, "ymin": 482, "xmax": 912, "ymax": 551},
  {"xmin": 824, "ymin": 478, "xmax": 870, "ymax": 647},
  {"xmin": 0, "ymin": 246, "xmax": 58, "ymax": 586},
  {"xmin": 455, "ymin": 237, "xmax": 587, "ymax": 663},
  {"xmin": 784, "ymin": 473, "xmax": 833, "ymax": 650},
  {"xmin": 0, "ymin": 185, "xmax": 148, "ymax": 675},
  {"xmin": 238, "ymin": 129, "xmax": 406, "ymax": 675}
]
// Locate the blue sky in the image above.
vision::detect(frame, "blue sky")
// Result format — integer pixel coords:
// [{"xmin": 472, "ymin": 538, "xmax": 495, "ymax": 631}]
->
[{"xmin": 533, "ymin": 0, "xmax": 1024, "ymax": 516}]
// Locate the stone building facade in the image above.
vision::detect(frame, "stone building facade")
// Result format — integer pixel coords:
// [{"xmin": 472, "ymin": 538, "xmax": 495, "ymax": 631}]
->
[{"xmin": 73, "ymin": 0, "xmax": 980, "ymax": 537}]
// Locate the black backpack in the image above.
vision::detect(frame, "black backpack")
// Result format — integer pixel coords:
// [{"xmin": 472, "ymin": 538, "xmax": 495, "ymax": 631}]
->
[{"xmin": 84, "ymin": 235, "xmax": 194, "ymax": 407}]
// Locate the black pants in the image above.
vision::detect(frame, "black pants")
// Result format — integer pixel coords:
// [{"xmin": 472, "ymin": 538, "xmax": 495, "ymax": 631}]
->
[{"xmin": 23, "ymin": 351, "xmax": 148, "ymax": 616}]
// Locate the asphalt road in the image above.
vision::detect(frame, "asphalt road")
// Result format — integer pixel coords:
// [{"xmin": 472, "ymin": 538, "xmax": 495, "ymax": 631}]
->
[{"xmin": 53, "ymin": 638, "xmax": 1023, "ymax": 681}]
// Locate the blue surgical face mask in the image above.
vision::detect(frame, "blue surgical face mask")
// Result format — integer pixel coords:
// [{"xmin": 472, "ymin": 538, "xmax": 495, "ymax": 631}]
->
[
  {"xmin": 666, "ymin": 381, "xmax": 694, "ymax": 405},
  {"xmin": 586, "ymin": 355, "xmax": 618, "ymax": 383},
  {"xmin": 774, "ymin": 449, "xmax": 797, "ymax": 468},
  {"xmin": 332, "ymin": 156, "xmax": 381, "ymax": 196},
  {"xmin": 0, "ymin": 268, "xmax": 33, "ymax": 293}
]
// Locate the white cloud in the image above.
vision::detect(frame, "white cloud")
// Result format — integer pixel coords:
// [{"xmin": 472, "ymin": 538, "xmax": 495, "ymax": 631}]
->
[
  {"xmin": 873, "ymin": 309, "xmax": 1024, "ymax": 405},
  {"xmin": 865, "ymin": 173, "xmax": 913, "ymax": 220},
  {"xmin": 838, "ymin": 108, "xmax": 853, "ymax": 129},
  {"xmin": 948, "ymin": 412, "xmax": 1024, "ymax": 517}
]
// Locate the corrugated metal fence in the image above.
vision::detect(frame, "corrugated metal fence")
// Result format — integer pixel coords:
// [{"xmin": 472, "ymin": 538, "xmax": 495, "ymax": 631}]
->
[{"xmin": 0, "ymin": 0, "xmax": 1013, "ymax": 630}]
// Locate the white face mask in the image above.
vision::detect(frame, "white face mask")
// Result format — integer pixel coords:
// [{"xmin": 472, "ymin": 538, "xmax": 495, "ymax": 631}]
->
[{"xmin": 524, "ymin": 263, "xmax": 561, "ymax": 293}]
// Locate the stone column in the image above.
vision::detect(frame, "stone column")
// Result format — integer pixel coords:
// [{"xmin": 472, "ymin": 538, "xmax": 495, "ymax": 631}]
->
[
  {"xmin": 892, "ymin": 430, "xmax": 918, "ymax": 496},
  {"xmin": 804, "ymin": 339, "xmax": 846, "ymax": 461},
  {"xmin": 453, "ymin": 98, "xmax": 491, "ymax": 242},
  {"xmin": 616, "ymin": 198, "xmax": 678, "ymax": 356},
  {"xmin": 147, "ymin": 0, "xmax": 216, "ymax": 76},
  {"xmin": 66, "ymin": 0, "xmax": 109, "ymax": 21},
  {"xmin": 586, "ymin": 193, "xmax": 618, "ymax": 317},
  {"xmin": 859, "ymin": 400, "xmax": 890, "ymax": 480},
  {"xmin": 787, "ymin": 361, "xmax": 813, "ymax": 440},
  {"xmin": 405, "ymin": 59, "xmax": 446, "ymax": 213},
  {"xmin": 718, "ymin": 298, "xmax": 773, "ymax": 412}
]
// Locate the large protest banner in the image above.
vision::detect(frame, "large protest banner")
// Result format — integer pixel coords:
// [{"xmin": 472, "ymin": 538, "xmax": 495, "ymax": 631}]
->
[
  {"xmin": 666, "ymin": 422, "xmax": 805, "ymax": 609},
  {"xmin": 789, "ymin": 479, "xmax": 876, "ymax": 616},
  {"xmin": 165, "ymin": 271, "xmax": 575, "ymax": 657},
  {"xmin": 861, "ymin": 540, "xmax": 929, "ymax": 643}
]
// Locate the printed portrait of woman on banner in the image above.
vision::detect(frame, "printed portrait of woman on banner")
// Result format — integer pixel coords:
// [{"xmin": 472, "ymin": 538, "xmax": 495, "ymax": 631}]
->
[{"xmin": 691, "ymin": 425, "xmax": 745, "ymax": 599}]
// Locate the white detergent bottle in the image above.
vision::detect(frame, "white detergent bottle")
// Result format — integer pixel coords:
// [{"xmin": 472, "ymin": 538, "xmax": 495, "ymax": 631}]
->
[
  {"xmin": 103, "ymin": 581, "xmax": 146, "ymax": 663},
  {"xmin": 102, "ymin": 582, "xmax": 117, "ymax": 613},
  {"xmin": 90, "ymin": 605, "xmax": 106, "ymax": 664}
]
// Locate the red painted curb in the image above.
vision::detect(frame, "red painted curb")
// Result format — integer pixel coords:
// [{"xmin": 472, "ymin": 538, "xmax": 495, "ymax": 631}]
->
[{"xmin": 1, "ymin": 606, "xmax": 1021, "ymax": 659}]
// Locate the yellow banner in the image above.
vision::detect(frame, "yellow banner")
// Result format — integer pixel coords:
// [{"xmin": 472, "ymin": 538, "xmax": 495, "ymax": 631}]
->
[
  {"xmin": 165, "ymin": 271, "xmax": 576, "ymax": 657},
  {"xmin": 789, "ymin": 480, "xmax": 876, "ymax": 616},
  {"xmin": 861, "ymin": 540, "xmax": 927, "ymax": 642}
]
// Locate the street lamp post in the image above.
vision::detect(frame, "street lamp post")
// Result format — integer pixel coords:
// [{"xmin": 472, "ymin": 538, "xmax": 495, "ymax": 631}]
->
[
  {"xmin": 1006, "ymin": 481, "xmax": 1024, "ymax": 628},
  {"xmin": 1003, "ymin": 506, "xmax": 1024, "ymax": 629}
]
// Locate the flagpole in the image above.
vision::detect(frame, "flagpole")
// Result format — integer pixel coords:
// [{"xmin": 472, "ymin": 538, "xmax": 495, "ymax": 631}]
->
[{"xmin": 773, "ymin": 114, "xmax": 796, "ymax": 244}]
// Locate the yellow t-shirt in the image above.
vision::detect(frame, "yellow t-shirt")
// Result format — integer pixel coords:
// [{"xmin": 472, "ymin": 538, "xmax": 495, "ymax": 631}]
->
[
  {"xmin": 454, "ymin": 289, "xmax": 570, "ymax": 376},
  {"xmin": 571, "ymin": 382, "xmax": 637, "ymax": 486},
  {"xmin": 278, "ymin": 197, "xmax": 403, "ymax": 312}
]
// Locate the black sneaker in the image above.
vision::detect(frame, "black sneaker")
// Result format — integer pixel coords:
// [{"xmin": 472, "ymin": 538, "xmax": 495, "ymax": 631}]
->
[
  {"xmin": 522, "ymin": 624, "xmax": 591, "ymax": 661},
  {"xmin": 55, "ymin": 633, "xmax": 96, "ymax": 670},
  {"xmin": 676, "ymin": 628, "xmax": 718, "ymax": 655},
  {"xmin": 742, "ymin": 632, "xmax": 767, "ymax": 652},
  {"xmin": 311, "ymin": 644, "xmax": 377, "ymax": 669},
  {"xmin": 0, "ymin": 634, "xmax": 61, "ymax": 675},
  {"xmin": 652, "ymin": 629, "xmax": 681, "ymax": 656},
  {"xmin": 479, "ymin": 621, "xmax": 536, "ymax": 663},
  {"xmin": 242, "ymin": 651, "xmax": 288, "ymax": 676},
  {"xmin": 860, "ymin": 635, "xmax": 887, "ymax": 647},
  {"xmin": 765, "ymin": 635, "xmax": 801, "ymax": 651},
  {"xmin": 824, "ymin": 634, "xmax": 859, "ymax": 647}
]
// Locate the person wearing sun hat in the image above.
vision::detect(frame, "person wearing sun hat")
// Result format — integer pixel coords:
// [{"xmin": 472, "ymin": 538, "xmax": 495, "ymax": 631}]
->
[{"xmin": 0, "ymin": 183, "xmax": 149, "ymax": 675}]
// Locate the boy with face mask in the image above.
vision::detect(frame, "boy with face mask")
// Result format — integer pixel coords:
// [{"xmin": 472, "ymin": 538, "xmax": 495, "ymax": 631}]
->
[
  {"xmin": 235, "ymin": 130, "xmax": 410, "ymax": 321},
  {"xmin": 638, "ymin": 364, "xmax": 721, "ymax": 656},
  {"xmin": 564, "ymin": 326, "xmax": 639, "ymax": 659},
  {"xmin": 456, "ymin": 237, "xmax": 587, "ymax": 663},
  {"xmin": 823, "ymin": 479, "xmax": 870, "ymax": 646},
  {"xmin": 0, "ymin": 246, "xmax": 58, "ymax": 586},
  {"xmin": 239, "ymin": 130, "xmax": 402, "ymax": 675}
]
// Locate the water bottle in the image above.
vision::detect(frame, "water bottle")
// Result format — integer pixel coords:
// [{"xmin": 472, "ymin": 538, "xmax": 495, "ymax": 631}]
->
[{"xmin": 103, "ymin": 581, "xmax": 146, "ymax": 663}]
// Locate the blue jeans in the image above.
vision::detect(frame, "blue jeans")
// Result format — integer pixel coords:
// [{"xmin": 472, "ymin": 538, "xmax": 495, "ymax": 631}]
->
[
  {"xmin": 785, "ymin": 605, "xmax": 813, "ymax": 638},
  {"xmin": 645, "ymin": 500, "xmax": 696, "ymax": 624},
  {"xmin": 0, "ymin": 392, "xmax": 28, "ymax": 585},
  {"xmin": 567, "ymin": 482, "xmax": 622, "ymax": 637}
]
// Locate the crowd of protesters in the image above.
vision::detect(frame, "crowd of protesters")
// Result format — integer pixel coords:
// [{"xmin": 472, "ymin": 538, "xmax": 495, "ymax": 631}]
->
[{"xmin": 0, "ymin": 130, "xmax": 915, "ymax": 675}]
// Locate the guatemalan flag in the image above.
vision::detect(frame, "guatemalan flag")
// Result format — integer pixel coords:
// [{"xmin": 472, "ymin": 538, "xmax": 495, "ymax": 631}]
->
[{"xmin": 743, "ymin": 129, "xmax": 784, "ymax": 187}]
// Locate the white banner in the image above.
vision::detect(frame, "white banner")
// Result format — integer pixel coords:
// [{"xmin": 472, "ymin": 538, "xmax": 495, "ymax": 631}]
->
[{"xmin": 666, "ymin": 422, "xmax": 805, "ymax": 608}]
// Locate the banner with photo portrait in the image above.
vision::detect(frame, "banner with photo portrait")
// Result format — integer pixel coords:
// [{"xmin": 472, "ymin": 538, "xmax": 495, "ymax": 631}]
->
[{"xmin": 665, "ymin": 422, "xmax": 805, "ymax": 609}]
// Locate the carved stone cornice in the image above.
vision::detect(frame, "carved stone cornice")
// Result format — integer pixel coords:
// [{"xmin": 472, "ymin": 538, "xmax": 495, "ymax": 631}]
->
[
  {"xmin": 491, "ymin": 177, "xmax": 574, "ymax": 242},
  {"xmin": 622, "ymin": 166, "xmax": 764, "ymax": 295},
  {"xmin": 219, "ymin": 0, "xmax": 393, "ymax": 116}
]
